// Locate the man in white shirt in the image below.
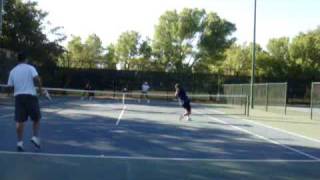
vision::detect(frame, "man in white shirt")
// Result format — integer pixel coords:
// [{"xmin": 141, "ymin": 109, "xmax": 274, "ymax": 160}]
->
[
  {"xmin": 7, "ymin": 51, "xmax": 43, "ymax": 152},
  {"xmin": 139, "ymin": 81, "xmax": 150, "ymax": 103}
]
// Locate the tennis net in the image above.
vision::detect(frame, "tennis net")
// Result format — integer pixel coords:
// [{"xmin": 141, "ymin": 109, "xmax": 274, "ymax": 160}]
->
[
  {"xmin": 0, "ymin": 84, "xmax": 248, "ymax": 116},
  {"xmin": 0, "ymin": 84, "xmax": 125, "ymax": 106},
  {"xmin": 123, "ymin": 92, "xmax": 249, "ymax": 116}
]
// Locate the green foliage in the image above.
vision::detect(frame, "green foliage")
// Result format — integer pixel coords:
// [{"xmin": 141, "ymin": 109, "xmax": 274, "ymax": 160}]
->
[
  {"xmin": 0, "ymin": 0, "xmax": 65, "ymax": 66},
  {"xmin": 265, "ymin": 37, "xmax": 291, "ymax": 77},
  {"xmin": 221, "ymin": 44, "xmax": 251, "ymax": 76},
  {"xmin": 114, "ymin": 31, "xmax": 155, "ymax": 71},
  {"xmin": 115, "ymin": 31, "xmax": 140, "ymax": 70},
  {"xmin": 104, "ymin": 44, "xmax": 117, "ymax": 70},
  {"xmin": 153, "ymin": 8, "xmax": 236, "ymax": 73},
  {"xmin": 41, "ymin": 3, "xmax": 320, "ymax": 80},
  {"xmin": 290, "ymin": 27, "xmax": 320, "ymax": 76},
  {"xmin": 60, "ymin": 34, "xmax": 109, "ymax": 68},
  {"xmin": 221, "ymin": 43, "xmax": 269, "ymax": 77},
  {"xmin": 85, "ymin": 34, "xmax": 103, "ymax": 65}
]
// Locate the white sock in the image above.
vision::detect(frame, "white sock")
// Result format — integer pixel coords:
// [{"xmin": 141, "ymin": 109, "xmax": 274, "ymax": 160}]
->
[
  {"xmin": 32, "ymin": 136, "xmax": 38, "ymax": 139},
  {"xmin": 32, "ymin": 136, "xmax": 40, "ymax": 142}
]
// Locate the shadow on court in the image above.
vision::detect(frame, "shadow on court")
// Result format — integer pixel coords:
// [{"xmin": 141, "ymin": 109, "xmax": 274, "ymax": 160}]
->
[
  {"xmin": 1, "ymin": 153, "xmax": 320, "ymax": 180},
  {"xmin": 1, "ymin": 107, "xmax": 320, "ymax": 159}
]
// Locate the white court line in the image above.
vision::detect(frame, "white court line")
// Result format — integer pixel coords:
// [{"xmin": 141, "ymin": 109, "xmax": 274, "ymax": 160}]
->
[
  {"xmin": 239, "ymin": 116, "xmax": 320, "ymax": 144},
  {"xmin": 201, "ymin": 106, "xmax": 320, "ymax": 145},
  {"xmin": 194, "ymin": 109, "xmax": 320, "ymax": 160},
  {"xmin": 0, "ymin": 150, "xmax": 319, "ymax": 162},
  {"xmin": 0, "ymin": 114, "xmax": 13, "ymax": 119},
  {"xmin": 116, "ymin": 105, "xmax": 127, "ymax": 126}
]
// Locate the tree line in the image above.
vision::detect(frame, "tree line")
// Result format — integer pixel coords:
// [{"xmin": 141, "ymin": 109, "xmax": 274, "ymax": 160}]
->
[
  {"xmin": 60, "ymin": 9, "xmax": 320, "ymax": 79},
  {"xmin": 1, "ymin": 0, "xmax": 320, "ymax": 80}
]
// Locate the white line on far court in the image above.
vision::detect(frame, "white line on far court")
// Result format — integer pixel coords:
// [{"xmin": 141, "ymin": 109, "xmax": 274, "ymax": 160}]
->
[
  {"xmin": 116, "ymin": 105, "xmax": 127, "ymax": 126},
  {"xmin": 0, "ymin": 114, "xmax": 13, "ymax": 119},
  {"xmin": 201, "ymin": 107, "xmax": 320, "ymax": 145},
  {"xmin": 194, "ymin": 109, "xmax": 320, "ymax": 160},
  {"xmin": 0, "ymin": 150, "xmax": 319, "ymax": 162}
]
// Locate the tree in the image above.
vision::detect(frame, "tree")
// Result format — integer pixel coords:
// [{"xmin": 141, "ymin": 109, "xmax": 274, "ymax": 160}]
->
[
  {"xmin": 221, "ymin": 44, "xmax": 251, "ymax": 76},
  {"xmin": 221, "ymin": 43, "xmax": 274, "ymax": 78},
  {"xmin": 0, "ymin": 0, "xmax": 65, "ymax": 66},
  {"xmin": 265, "ymin": 37, "xmax": 291, "ymax": 78},
  {"xmin": 139, "ymin": 38, "xmax": 152, "ymax": 60},
  {"xmin": 153, "ymin": 8, "xmax": 236, "ymax": 72},
  {"xmin": 61, "ymin": 34, "xmax": 105, "ymax": 68},
  {"xmin": 63, "ymin": 36, "xmax": 85, "ymax": 68},
  {"xmin": 115, "ymin": 31, "xmax": 140, "ymax": 70},
  {"xmin": 290, "ymin": 27, "xmax": 320, "ymax": 76},
  {"xmin": 104, "ymin": 44, "xmax": 117, "ymax": 70},
  {"xmin": 84, "ymin": 34, "xmax": 104, "ymax": 68}
]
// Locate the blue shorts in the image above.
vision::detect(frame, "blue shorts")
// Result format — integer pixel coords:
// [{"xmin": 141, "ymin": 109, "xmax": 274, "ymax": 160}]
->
[
  {"xmin": 15, "ymin": 94, "xmax": 41, "ymax": 122},
  {"xmin": 182, "ymin": 101, "xmax": 191, "ymax": 112}
]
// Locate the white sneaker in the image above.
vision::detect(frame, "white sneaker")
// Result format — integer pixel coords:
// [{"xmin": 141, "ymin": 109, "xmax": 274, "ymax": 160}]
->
[
  {"xmin": 179, "ymin": 115, "xmax": 184, "ymax": 121},
  {"xmin": 17, "ymin": 142, "xmax": 24, "ymax": 152},
  {"xmin": 31, "ymin": 136, "xmax": 41, "ymax": 149}
]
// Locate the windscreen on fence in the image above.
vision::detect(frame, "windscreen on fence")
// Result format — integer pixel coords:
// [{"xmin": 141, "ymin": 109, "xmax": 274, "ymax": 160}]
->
[{"xmin": 311, "ymin": 82, "xmax": 320, "ymax": 120}]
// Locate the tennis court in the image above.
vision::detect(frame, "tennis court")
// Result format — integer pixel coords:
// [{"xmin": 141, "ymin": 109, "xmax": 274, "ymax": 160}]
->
[{"xmin": 1, "ymin": 88, "xmax": 320, "ymax": 179}]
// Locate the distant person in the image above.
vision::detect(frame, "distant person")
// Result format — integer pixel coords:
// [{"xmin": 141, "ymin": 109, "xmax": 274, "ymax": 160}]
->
[
  {"xmin": 175, "ymin": 83, "xmax": 191, "ymax": 121},
  {"xmin": 82, "ymin": 81, "xmax": 94, "ymax": 101},
  {"xmin": 7, "ymin": 51, "xmax": 43, "ymax": 152},
  {"xmin": 139, "ymin": 81, "xmax": 150, "ymax": 103}
]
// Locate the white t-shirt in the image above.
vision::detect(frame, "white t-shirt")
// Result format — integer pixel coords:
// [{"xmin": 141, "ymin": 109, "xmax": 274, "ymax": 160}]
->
[
  {"xmin": 7, "ymin": 63, "xmax": 39, "ymax": 96},
  {"xmin": 142, "ymin": 83, "xmax": 150, "ymax": 92}
]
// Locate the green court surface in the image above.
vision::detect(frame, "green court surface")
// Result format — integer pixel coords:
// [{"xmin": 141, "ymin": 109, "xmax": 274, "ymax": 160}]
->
[
  {"xmin": 242, "ymin": 107, "xmax": 320, "ymax": 141},
  {"xmin": 1, "ymin": 152, "xmax": 320, "ymax": 180}
]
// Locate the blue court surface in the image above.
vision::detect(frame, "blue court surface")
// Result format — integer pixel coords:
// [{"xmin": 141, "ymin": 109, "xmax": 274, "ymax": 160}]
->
[{"xmin": 1, "ymin": 99, "xmax": 320, "ymax": 180}]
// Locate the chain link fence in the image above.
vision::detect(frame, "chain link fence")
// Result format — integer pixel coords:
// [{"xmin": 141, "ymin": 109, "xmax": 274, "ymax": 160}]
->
[
  {"xmin": 223, "ymin": 82, "xmax": 287, "ymax": 114},
  {"xmin": 311, "ymin": 82, "xmax": 320, "ymax": 120}
]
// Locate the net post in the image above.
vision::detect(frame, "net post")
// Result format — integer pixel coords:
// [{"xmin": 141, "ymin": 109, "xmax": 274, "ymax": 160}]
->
[
  {"xmin": 122, "ymin": 92, "xmax": 126, "ymax": 105},
  {"xmin": 166, "ymin": 91, "xmax": 169, "ymax": 102},
  {"xmin": 284, "ymin": 82, "xmax": 288, "ymax": 115},
  {"xmin": 310, "ymin": 83, "xmax": 313, "ymax": 119},
  {"xmin": 113, "ymin": 81, "xmax": 116, "ymax": 99},
  {"xmin": 266, "ymin": 83, "xmax": 269, "ymax": 112}
]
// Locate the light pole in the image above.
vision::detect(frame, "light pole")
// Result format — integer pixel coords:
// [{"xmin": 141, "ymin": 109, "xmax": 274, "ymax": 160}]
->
[
  {"xmin": 0, "ymin": 0, "xmax": 3, "ymax": 36},
  {"xmin": 250, "ymin": 0, "xmax": 257, "ymax": 109}
]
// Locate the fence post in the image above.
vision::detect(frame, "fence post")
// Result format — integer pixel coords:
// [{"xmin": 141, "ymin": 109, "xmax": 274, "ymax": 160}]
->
[
  {"xmin": 246, "ymin": 95, "xmax": 250, "ymax": 116},
  {"xmin": 241, "ymin": 84, "xmax": 244, "ymax": 107},
  {"xmin": 284, "ymin": 82, "xmax": 288, "ymax": 115},
  {"xmin": 266, "ymin": 83, "xmax": 269, "ymax": 112},
  {"xmin": 310, "ymin": 82, "xmax": 314, "ymax": 120}
]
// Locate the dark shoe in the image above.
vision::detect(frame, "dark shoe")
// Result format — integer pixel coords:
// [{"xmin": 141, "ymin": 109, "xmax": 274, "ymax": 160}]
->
[{"xmin": 17, "ymin": 145, "xmax": 24, "ymax": 152}]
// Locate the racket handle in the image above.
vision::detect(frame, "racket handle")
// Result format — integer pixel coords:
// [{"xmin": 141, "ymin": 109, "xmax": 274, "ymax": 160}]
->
[{"xmin": 44, "ymin": 90, "xmax": 52, "ymax": 101}]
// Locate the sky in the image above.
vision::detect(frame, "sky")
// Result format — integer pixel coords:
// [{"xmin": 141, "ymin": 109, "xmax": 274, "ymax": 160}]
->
[{"xmin": 35, "ymin": 0, "xmax": 320, "ymax": 49}]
